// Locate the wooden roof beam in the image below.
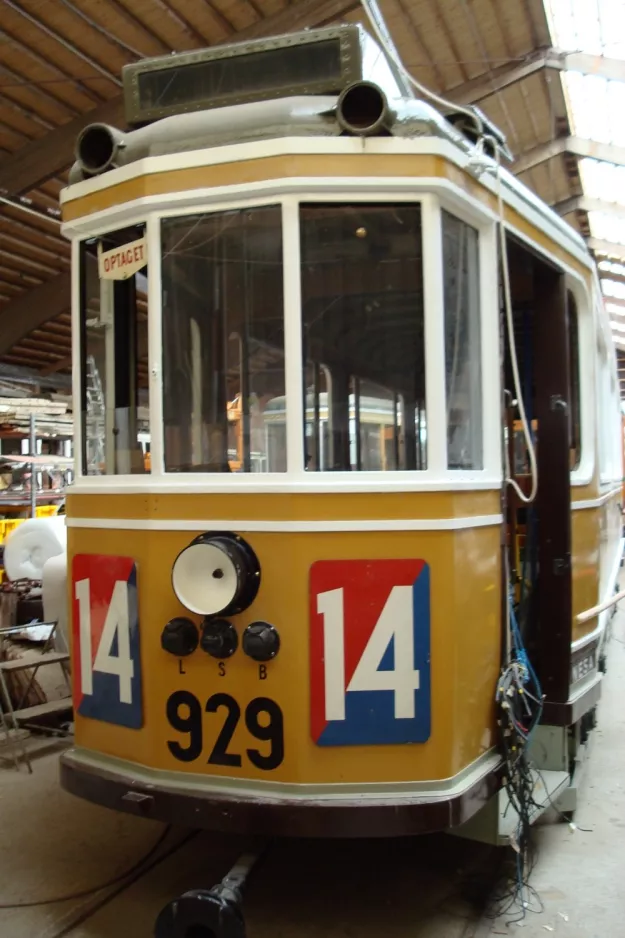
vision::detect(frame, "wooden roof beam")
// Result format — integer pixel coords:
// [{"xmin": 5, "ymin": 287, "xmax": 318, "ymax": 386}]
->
[
  {"xmin": 514, "ymin": 137, "xmax": 625, "ymax": 176},
  {"xmin": 553, "ymin": 196, "xmax": 625, "ymax": 217},
  {"xmin": 0, "ymin": 273, "xmax": 70, "ymax": 356},
  {"xmin": 0, "ymin": 0, "xmax": 359, "ymax": 354},
  {"xmin": 0, "ymin": 0, "xmax": 358, "ymax": 198},
  {"xmin": 449, "ymin": 49, "xmax": 625, "ymax": 107},
  {"xmin": 598, "ymin": 270, "xmax": 625, "ymax": 288},
  {"xmin": 588, "ymin": 238, "xmax": 625, "ymax": 260}
]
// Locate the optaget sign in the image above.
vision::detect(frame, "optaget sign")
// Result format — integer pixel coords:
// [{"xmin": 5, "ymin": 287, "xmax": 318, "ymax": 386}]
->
[{"xmin": 98, "ymin": 237, "xmax": 146, "ymax": 280}]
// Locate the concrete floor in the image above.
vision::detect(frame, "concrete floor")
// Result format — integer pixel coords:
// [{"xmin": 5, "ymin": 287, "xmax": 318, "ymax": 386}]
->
[{"xmin": 1, "ymin": 612, "xmax": 624, "ymax": 938}]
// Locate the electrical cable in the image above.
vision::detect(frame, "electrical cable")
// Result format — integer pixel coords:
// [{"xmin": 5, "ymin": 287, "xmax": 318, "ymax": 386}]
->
[
  {"xmin": 467, "ymin": 133, "xmax": 539, "ymax": 504},
  {"xmin": 47, "ymin": 830, "xmax": 200, "ymax": 938},
  {"xmin": 355, "ymin": 2, "xmax": 536, "ymax": 501},
  {"xmin": 359, "ymin": 0, "xmax": 483, "ymax": 137},
  {"xmin": 531, "ymin": 765, "xmax": 593, "ymax": 833},
  {"xmin": 0, "ymin": 824, "xmax": 179, "ymax": 909},
  {"xmin": 490, "ymin": 583, "xmax": 545, "ymax": 925},
  {"xmin": 496, "ymin": 146, "xmax": 538, "ymax": 505}
]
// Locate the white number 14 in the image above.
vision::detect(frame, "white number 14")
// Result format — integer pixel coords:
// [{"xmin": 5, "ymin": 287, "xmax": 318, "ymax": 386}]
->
[
  {"xmin": 75, "ymin": 578, "xmax": 134, "ymax": 704},
  {"xmin": 318, "ymin": 585, "xmax": 420, "ymax": 721}
]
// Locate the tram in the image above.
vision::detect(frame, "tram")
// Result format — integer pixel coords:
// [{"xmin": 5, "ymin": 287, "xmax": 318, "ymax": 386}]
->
[{"xmin": 52, "ymin": 22, "xmax": 622, "ymax": 935}]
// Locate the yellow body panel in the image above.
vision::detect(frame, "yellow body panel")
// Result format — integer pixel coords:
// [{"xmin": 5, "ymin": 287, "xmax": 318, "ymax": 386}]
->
[
  {"xmin": 571, "ymin": 490, "xmax": 622, "ymax": 643},
  {"xmin": 571, "ymin": 508, "xmax": 601, "ymax": 643},
  {"xmin": 67, "ymin": 492, "xmax": 501, "ymax": 785},
  {"xmin": 69, "ymin": 490, "xmax": 500, "ymax": 521}
]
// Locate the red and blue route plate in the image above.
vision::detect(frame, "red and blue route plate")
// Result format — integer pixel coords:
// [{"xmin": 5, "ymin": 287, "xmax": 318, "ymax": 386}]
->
[
  {"xmin": 72, "ymin": 554, "xmax": 143, "ymax": 729},
  {"xmin": 310, "ymin": 559, "xmax": 430, "ymax": 746}
]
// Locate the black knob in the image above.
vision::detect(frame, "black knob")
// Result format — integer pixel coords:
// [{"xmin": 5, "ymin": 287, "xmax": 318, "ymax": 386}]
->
[
  {"xmin": 200, "ymin": 618, "xmax": 238, "ymax": 659},
  {"xmin": 161, "ymin": 618, "xmax": 198, "ymax": 657},
  {"xmin": 242, "ymin": 621, "xmax": 280, "ymax": 662}
]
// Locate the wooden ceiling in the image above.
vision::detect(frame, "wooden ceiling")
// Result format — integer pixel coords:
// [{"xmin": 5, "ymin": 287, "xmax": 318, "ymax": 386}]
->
[{"xmin": 0, "ymin": 0, "xmax": 602, "ymax": 390}]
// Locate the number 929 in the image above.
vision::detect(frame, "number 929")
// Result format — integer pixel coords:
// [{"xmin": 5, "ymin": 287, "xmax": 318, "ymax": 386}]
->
[{"xmin": 166, "ymin": 691, "xmax": 284, "ymax": 771}]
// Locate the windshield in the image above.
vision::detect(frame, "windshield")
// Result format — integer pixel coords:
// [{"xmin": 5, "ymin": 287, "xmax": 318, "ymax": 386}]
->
[
  {"xmin": 300, "ymin": 203, "xmax": 426, "ymax": 471},
  {"xmin": 160, "ymin": 205, "xmax": 285, "ymax": 473}
]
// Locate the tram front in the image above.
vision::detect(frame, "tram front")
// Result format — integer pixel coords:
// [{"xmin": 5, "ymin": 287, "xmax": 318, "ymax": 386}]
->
[{"xmin": 56, "ymin": 25, "xmax": 503, "ymax": 838}]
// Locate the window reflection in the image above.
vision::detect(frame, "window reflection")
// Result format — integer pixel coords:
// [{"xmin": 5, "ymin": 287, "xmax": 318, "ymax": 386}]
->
[
  {"xmin": 442, "ymin": 212, "xmax": 482, "ymax": 470},
  {"xmin": 161, "ymin": 206, "xmax": 285, "ymax": 473},
  {"xmin": 80, "ymin": 229, "xmax": 149, "ymax": 475},
  {"xmin": 300, "ymin": 203, "xmax": 426, "ymax": 472},
  {"xmin": 567, "ymin": 291, "xmax": 581, "ymax": 470}
]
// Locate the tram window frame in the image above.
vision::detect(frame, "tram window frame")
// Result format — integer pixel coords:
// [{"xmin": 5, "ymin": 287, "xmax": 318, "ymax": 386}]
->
[
  {"xmin": 299, "ymin": 202, "xmax": 427, "ymax": 473},
  {"xmin": 79, "ymin": 227, "xmax": 149, "ymax": 476},
  {"xmin": 567, "ymin": 291, "xmax": 582, "ymax": 472},
  {"xmin": 597, "ymin": 333, "xmax": 621, "ymax": 485}
]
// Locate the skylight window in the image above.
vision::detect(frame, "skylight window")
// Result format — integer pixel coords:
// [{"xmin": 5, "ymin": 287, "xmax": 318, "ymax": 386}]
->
[
  {"xmin": 588, "ymin": 211, "xmax": 625, "ymax": 248},
  {"xmin": 563, "ymin": 73, "xmax": 625, "ymax": 147},
  {"xmin": 602, "ymin": 280, "xmax": 625, "ymax": 301},
  {"xmin": 546, "ymin": 0, "xmax": 625, "ymax": 58},
  {"xmin": 579, "ymin": 159, "xmax": 625, "ymax": 205},
  {"xmin": 545, "ymin": 0, "xmax": 625, "ymax": 321}
]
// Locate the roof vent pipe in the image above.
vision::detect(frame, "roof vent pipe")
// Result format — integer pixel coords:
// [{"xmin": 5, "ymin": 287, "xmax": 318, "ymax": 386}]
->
[
  {"xmin": 336, "ymin": 81, "xmax": 390, "ymax": 136},
  {"xmin": 75, "ymin": 123, "xmax": 126, "ymax": 176}
]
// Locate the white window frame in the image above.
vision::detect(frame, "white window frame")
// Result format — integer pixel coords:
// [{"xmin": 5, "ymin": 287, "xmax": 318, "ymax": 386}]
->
[
  {"xmin": 500, "ymin": 217, "xmax": 596, "ymax": 489},
  {"xmin": 436, "ymin": 192, "xmax": 500, "ymax": 477},
  {"xmin": 72, "ymin": 221, "xmax": 150, "ymax": 481},
  {"xmin": 70, "ymin": 179, "xmax": 500, "ymax": 494},
  {"xmin": 566, "ymin": 274, "xmax": 594, "ymax": 487}
]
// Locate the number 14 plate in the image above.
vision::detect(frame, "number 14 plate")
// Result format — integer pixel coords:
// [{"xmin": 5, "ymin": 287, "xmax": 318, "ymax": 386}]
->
[
  {"xmin": 72, "ymin": 554, "xmax": 143, "ymax": 729},
  {"xmin": 310, "ymin": 559, "xmax": 431, "ymax": 747}
]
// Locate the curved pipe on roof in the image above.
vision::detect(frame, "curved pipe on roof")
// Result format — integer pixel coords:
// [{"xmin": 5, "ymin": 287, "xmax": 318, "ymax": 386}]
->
[
  {"xmin": 69, "ymin": 92, "xmax": 472, "ymax": 182},
  {"xmin": 336, "ymin": 82, "xmax": 392, "ymax": 136},
  {"xmin": 70, "ymin": 96, "xmax": 342, "ymax": 182}
]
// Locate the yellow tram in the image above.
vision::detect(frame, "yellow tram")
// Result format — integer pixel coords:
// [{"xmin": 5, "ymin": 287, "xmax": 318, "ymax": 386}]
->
[{"xmin": 51, "ymin": 22, "xmax": 622, "ymax": 933}]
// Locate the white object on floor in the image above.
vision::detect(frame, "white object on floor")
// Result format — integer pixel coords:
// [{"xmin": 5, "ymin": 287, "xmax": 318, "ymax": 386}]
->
[{"xmin": 4, "ymin": 516, "xmax": 67, "ymax": 582}]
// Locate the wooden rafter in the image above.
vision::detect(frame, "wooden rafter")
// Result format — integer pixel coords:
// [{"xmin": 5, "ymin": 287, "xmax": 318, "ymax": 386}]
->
[
  {"xmin": 0, "ymin": 273, "xmax": 71, "ymax": 356},
  {"xmin": 0, "ymin": 0, "xmax": 358, "ymax": 199},
  {"xmin": 0, "ymin": 0, "xmax": 359, "ymax": 358}
]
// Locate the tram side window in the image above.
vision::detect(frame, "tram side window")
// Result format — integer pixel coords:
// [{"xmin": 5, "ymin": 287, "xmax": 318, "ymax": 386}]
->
[
  {"xmin": 300, "ymin": 203, "xmax": 427, "ymax": 471},
  {"xmin": 442, "ymin": 212, "xmax": 482, "ymax": 470},
  {"xmin": 80, "ymin": 231, "xmax": 149, "ymax": 475},
  {"xmin": 161, "ymin": 206, "xmax": 285, "ymax": 473},
  {"xmin": 597, "ymin": 337, "xmax": 620, "ymax": 483},
  {"xmin": 567, "ymin": 292, "xmax": 581, "ymax": 470}
]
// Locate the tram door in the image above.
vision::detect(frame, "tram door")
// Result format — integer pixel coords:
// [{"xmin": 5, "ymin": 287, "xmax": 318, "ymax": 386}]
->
[{"xmin": 504, "ymin": 238, "xmax": 575, "ymax": 712}]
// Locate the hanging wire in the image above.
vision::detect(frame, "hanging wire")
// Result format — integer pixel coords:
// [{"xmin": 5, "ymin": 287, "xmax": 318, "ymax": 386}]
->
[{"xmin": 359, "ymin": 0, "xmax": 484, "ymax": 136}]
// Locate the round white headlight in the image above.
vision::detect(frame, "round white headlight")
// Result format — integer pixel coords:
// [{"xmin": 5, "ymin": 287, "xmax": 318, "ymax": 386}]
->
[{"xmin": 171, "ymin": 534, "xmax": 260, "ymax": 617}]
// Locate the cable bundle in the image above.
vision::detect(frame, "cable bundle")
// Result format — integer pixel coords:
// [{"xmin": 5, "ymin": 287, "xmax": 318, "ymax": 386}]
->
[{"xmin": 491, "ymin": 597, "xmax": 545, "ymax": 924}]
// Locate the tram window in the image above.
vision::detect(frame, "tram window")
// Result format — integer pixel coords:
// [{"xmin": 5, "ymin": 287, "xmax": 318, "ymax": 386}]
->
[
  {"xmin": 161, "ymin": 206, "xmax": 284, "ymax": 473},
  {"xmin": 567, "ymin": 292, "xmax": 581, "ymax": 470},
  {"xmin": 442, "ymin": 212, "xmax": 482, "ymax": 470},
  {"xmin": 300, "ymin": 203, "xmax": 426, "ymax": 472},
  {"xmin": 80, "ymin": 229, "xmax": 149, "ymax": 475}
]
